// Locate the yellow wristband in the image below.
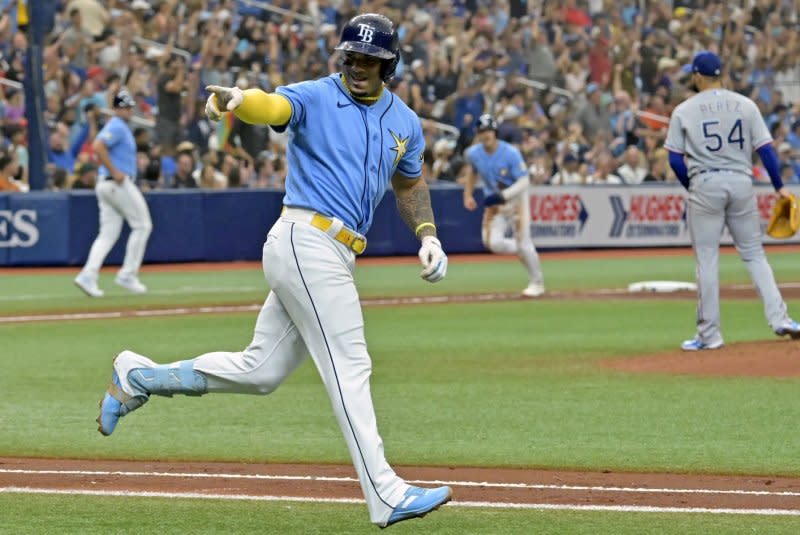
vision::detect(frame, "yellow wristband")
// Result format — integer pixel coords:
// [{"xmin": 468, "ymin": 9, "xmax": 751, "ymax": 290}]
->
[{"xmin": 415, "ymin": 222, "xmax": 437, "ymax": 236}]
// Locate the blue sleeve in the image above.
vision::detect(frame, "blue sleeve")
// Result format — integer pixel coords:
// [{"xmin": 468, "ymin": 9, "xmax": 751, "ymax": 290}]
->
[
  {"xmin": 276, "ymin": 80, "xmax": 317, "ymax": 130},
  {"xmin": 756, "ymin": 143, "xmax": 785, "ymax": 190},
  {"xmin": 97, "ymin": 121, "xmax": 119, "ymax": 149},
  {"xmin": 70, "ymin": 123, "xmax": 90, "ymax": 158},
  {"xmin": 667, "ymin": 150, "xmax": 690, "ymax": 190},
  {"xmin": 464, "ymin": 146, "xmax": 476, "ymax": 168},
  {"xmin": 396, "ymin": 117, "xmax": 425, "ymax": 178}
]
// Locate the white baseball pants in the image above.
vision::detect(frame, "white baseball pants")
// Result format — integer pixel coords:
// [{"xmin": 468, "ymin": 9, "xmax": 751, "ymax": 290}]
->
[
  {"xmin": 482, "ymin": 189, "xmax": 544, "ymax": 285},
  {"xmin": 190, "ymin": 213, "xmax": 409, "ymax": 525},
  {"xmin": 80, "ymin": 178, "xmax": 152, "ymax": 281}
]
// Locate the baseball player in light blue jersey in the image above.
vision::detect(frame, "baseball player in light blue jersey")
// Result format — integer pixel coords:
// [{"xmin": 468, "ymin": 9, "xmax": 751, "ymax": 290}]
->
[
  {"xmin": 75, "ymin": 89, "xmax": 152, "ymax": 297},
  {"xmin": 463, "ymin": 114, "xmax": 545, "ymax": 297},
  {"xmin": 665, "ymin": 51, "xmax": 800, "ymax": 351},
  {"xmin": 95, "ymin": 14, "xmax": 451, "ymax": 528}
]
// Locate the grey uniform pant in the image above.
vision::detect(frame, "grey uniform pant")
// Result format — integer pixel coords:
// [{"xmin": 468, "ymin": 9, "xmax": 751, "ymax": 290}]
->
[{"xmin": 688, "ymin": 173, "xmax": 788, "ymax": 343}]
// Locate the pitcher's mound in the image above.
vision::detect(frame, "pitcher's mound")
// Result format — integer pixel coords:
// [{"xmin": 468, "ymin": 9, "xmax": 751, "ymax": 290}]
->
[{"xmin": 602, "ymin": 339, "xmax": 800, "ymax": 377}]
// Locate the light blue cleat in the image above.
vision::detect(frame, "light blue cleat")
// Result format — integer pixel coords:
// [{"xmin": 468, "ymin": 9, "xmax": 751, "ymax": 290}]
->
[
  {"xmin": 382, "ymin": 485, "xmax": 452, "ymax": 528},
  {"xmin": 96, "ymin": 352, "xmax": 150, "ymax": 436},
  {"xmin": 97, "ymin": 350, "xmax": 207, "ymax": 436}
]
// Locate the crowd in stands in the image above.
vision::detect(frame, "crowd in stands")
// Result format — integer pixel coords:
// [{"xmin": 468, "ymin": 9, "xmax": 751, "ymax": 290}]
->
[{"xmin": 1, "ymin": 0, "xmax": 799, "ymax": 193}]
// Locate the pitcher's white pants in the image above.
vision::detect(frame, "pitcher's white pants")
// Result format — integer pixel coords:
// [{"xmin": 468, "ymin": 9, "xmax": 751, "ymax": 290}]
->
[
  {"xmin": 482, "ymin": 190, "xmax": 543, "ymax": 285},
  {"xmin": 80, "ymin": 178, "xmax": 152, "ymax": 281},
  {"xmin": 190, "ymin": 215, "xmax": 408, "ymax": 525}
]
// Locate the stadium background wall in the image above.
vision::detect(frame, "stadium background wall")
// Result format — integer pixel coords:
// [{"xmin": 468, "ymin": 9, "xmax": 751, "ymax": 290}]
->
[{"xmin": 0, "ymin": 184, "xmax": 798, "ymax": 266}]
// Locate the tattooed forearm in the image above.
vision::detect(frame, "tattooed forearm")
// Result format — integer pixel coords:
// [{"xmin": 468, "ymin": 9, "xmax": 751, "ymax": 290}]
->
[{"xmin": 393, "ymin": 176, "xmax": 437, "ymax": 239}]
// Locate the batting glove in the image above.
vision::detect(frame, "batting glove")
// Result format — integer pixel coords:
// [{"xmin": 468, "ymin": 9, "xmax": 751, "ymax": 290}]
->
[
  {"xmin": 205, "ymin": 85, "xmax": 244, "ymax": 122},
  {"xmin": 483, "ymin": 192, "xmax": 506, "ymax": 207},
  {"xmin": 418, "ymin": 236, "xmax": 448, "ymax": 283}
]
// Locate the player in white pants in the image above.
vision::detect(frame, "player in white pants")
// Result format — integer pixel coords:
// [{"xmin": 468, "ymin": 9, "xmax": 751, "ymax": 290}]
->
[
  {"xmin": 75, "ymin": 90, "xmax": 152, "ymax": 297},
  {"xmin": 96, "ymin": 14, "xmax": 451, "ymax": 529},
  {"xmin": 463, "ymin": 114, "xmax": 545, "ymax": 297}
]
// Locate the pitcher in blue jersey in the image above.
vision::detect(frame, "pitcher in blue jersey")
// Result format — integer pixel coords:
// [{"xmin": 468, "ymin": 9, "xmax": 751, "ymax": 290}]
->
[
  {"xmin": 95, "ymin": 14, "xmax": 451, "ymax": 528},
  {"xmin": 75, "ymin": 89, "xmax": 152, "ymax": 297},
  {"xmin": 463, "ymin": 114, "xmax": 545, "ymax": 297}
]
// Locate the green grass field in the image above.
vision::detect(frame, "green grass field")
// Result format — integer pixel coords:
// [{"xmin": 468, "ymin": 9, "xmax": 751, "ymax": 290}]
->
[
  {"xmin": 1, "ymin": 494, "xmax": 797, "ymax": 535},
  {"xmin": 2, "ymin": 249, "xmax": 799, "ymax": 533}
]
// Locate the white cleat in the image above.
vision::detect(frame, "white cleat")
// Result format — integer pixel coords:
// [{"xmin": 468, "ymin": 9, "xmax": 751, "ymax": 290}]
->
[
  {"xmin": 74, "ymin": 274, "xmax": 104, "ymax": 297},
  {"xmin": 681, "ymin": 338, "xmax": 724, "ymax": 351},
  {"xmin": 115, "ymin": 276, "xmax": 148, "ymax": 294},
  {"xmin": 522, "ymin": 283, "xmax": 546, "ymax": 298}
]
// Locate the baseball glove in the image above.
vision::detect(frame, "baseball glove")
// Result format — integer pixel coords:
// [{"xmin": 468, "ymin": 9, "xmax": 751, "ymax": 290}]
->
[{"xmin": 766, "ymin": 194, "xmax": 800, "ymax": 239}]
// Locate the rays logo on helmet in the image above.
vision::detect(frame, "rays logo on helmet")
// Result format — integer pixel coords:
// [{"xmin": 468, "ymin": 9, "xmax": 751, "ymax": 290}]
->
[
  {"xmin": 357, "ymin": 24, "xmax": 374, "ymax": 43},
  {"xmin": 335, "ymin": 13, "xmax": 400, "ymax": 82}
]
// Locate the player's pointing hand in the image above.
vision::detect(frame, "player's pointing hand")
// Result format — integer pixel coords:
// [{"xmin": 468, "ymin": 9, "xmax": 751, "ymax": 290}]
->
[{"xmin": 205, "ymin": 85, "xmax": 244, "ymax": 121}]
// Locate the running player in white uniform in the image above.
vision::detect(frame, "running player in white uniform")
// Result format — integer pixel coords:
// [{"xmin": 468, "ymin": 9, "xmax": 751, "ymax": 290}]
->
[
  {"xmin": 665, "ymin": 51, "xmax": 800, "ymax": 350},
  {"xmin": 462, "ymin": 114, "xmax": 545, "ymax": 297},
  {"xmin": 95, "ymin": 14, "xmax": 451, "ymax": 528},
  {"xmin": 75, "ymin": 89, "xmax": 152, "ymax": 297}
]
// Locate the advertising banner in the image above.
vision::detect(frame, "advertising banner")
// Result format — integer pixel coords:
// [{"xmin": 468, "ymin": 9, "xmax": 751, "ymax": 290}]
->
[
  {"xmin": 528, "ymin": 185, "xmax": 800, "ymax": 248},
  {"xmin": 1, "ymin": 185, "xmax": 798, "ymax": 266}
]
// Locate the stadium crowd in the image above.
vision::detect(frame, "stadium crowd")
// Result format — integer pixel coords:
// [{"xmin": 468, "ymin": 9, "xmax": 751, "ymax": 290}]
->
[{"xmin": 0, "ymin": 0, "xmax": 799, "ymax": 193}]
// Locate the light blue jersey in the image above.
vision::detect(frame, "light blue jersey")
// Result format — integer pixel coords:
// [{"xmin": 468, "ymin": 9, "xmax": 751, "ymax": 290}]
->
[
  {"xmin": 465, "ymin": 140, "xmax": 527, "ymax": 196},
  {"xmin": 96, "ymin": 116, "xmax": 137, "ymax": 178},
  {"xmin": 276, "ymin": 74, "xmax": 425, "ymax": 234}
]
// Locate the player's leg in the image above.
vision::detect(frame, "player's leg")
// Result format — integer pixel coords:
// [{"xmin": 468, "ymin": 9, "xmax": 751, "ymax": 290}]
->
[
  {"xmin": 725, "ymin": 176, "xmax": 797, "ymax": 334},
  {"xmin": 97, "ymin": 235, "xmax": 309, "ymax": 436},
  {"xmin": 76, "ymin": 181, "xmax": 123, "ymax": 296},
  {"xmin": 266, "ymin": 219, "xmax": 409, "ymax": 525},
  {"xmin": 483, "ymin": 207, "xmax": 518, "ymax": 254},
  {"xmin": 98, "ymin": 292, "xmax": 308, "ymax": 435},
  {"xmin": 116, "ymin": 179, "xmax": 153, "ymax": 289},
  {"xmin": 685, "ymin": 177, "xmax": 727, "ymax": 349},
  {"xmin": 512, "ymin": 191, "xmax": 545, "ymax": 296},
  {"xmin": 192, "ymin": 290, "xmax": 309, "ymax": 393}
]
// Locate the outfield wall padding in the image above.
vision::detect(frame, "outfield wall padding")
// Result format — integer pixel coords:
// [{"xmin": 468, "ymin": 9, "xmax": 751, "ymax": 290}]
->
[{"xmin": 0, "ymin": 184, "xmax": 797, "ymax": 266}]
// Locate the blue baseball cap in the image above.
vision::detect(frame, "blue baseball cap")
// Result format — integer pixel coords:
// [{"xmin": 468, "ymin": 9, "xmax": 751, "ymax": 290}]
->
[{"xmin": 691, "ymin": 51, "xmax": 722, "ymax": 77}]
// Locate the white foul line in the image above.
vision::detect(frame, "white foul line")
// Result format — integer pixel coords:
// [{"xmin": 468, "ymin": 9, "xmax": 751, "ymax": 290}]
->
[
  {"xmin": 0, "ymin": 305, "xmax": 262, "ymax": 324},
  {"xmin": 1, "ymin": 487, "xmax": 798, "ymax": 516},
  {"xmin": 1, "ymin": 468, "xmax": 799, "ymax": 498}
]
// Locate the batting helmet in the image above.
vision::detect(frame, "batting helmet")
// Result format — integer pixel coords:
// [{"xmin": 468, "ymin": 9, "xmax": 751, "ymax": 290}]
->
[
  {"xmin": 113, "ymin": 88, "xmax": 136, "ymax": 109},
  {"xmin": 476, "ymin": 114, "xmax": 498, "ymax": 132},
  {"xmin": 335, "ymin": 13, "xmax": 400, "ymax": 82}
]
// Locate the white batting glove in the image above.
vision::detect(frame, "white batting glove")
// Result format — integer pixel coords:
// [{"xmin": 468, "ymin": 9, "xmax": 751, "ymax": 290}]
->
[
  {"xmin": 418, "ymin": 236, "xmax": 448, "ymax": 283},
  {"xmin": 205, "ymin": 85, "xmax": 244, "ymax": 121}
]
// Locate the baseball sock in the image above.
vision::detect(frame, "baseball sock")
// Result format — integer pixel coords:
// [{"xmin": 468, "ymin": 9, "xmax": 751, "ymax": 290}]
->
[{"xmin": 128, "ymin": 361, "xmax": 208, "ymax": 397}]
